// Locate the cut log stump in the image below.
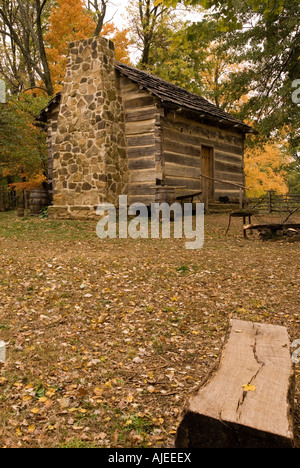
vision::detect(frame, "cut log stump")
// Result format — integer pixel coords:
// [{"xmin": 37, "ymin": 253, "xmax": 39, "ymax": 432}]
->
[
  {"xmin": 0, "ymin": 340, "xmax": 5, "ymax": 363},
  {"xmin": 0, "ymin": 340, "xmax": 5, "ymax": 372},
  {"xmin": 176, "ymin": 319, "xmax": 295, "ymax": 448}
]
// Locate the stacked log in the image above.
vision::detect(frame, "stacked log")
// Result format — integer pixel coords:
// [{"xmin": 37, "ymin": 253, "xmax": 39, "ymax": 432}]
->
[{"xmin": 258, "ymin": 226, "xmax": 300, "ymax": 241}]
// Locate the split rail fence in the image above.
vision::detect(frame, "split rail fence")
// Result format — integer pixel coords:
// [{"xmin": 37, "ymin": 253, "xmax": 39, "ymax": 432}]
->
[{"xmin": 247, "ymin": 191, "xmax": 300, "ymax": 214}]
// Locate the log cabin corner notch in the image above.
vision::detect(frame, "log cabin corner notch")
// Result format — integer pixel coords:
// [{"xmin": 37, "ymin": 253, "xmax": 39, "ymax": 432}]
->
[{"xmin": 36, "ymin": 36, "xmax": 256, "ymax": 219}]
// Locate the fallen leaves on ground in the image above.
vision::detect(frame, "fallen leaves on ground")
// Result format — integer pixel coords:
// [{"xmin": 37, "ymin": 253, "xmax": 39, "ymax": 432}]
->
[{"xmin": 0, "ymin": 212, "xmax": 299, "ymax": 448}]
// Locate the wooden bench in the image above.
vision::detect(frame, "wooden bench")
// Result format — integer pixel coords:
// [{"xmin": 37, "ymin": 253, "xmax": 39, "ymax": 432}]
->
[
  {"xmin": 176, "ymin": 319, "xmax": 295, "ymax": 448},
  {"xmin": 176, "ymin": 191, "xmax": 203, "ymax": 206}
]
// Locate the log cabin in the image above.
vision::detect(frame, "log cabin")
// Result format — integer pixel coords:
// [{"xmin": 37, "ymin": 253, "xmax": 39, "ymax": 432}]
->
[{"xmin": 36, "ymin": 36, "xmax": 255, "ymax": 219}]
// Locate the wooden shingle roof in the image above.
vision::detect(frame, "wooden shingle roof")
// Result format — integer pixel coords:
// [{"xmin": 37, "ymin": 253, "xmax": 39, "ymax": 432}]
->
[
  {"xmin": 35, "ymin": 93, "xmax": 61, "ymax": 123},
  {"xmin": 116, "ymin": 62, "xmax": 254, "ymax": 133},
  {"xmin": 36, "ymin": 61, "xmax": 255, "ymax": 134}
]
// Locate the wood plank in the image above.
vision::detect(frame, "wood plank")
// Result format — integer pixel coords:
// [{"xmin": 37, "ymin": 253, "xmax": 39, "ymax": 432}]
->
[
  {"xmin": 214, "ymin": 171, "xmax": 245, "ymax": 184},
  {"xmin": 215, "ymin": 151, "xmax": 243, "ymax": 165},
  {"xmin": 163, "ymin": 138, "xmax": 201, "ymax": 158},
  {"xmin": 164, "ymin": 117, "xmax": 240, "ymax": 140},
  {"xmin": 215, "ymin": 160, "xmax": 243, "ymax": 174},
  {"xmin": 128, "ymin": 183, "xmax": 156, "ymax": 196},
  {"xmin": 164, "ymin": 114, "xmax": 244, "ymax": 143},
  {"xmin": 129, "ymin": 169, "xmax": 157, "ymax": 183},
  {"xmin": 121, "ymin": 88, "xmax": 152, "ymax": 100},
  {"xmin": 163, "ymin": 125, "xmax": 243, "ymax": 151},
  {"xmin": 128, "ymin": 157, "xmax": 156, "ymax": 170},
  {"xmin": 127, "ymin": 146, "xmax": 157, "ymax": 158},
  {"xmin": 216, "ymin": 141, "xmax": 244, "ymax": 156},
  {"xmin": 125, "ymin": 120, "xmax": 156, "ymax": 135},
  {"xmin": 163, "ymin": 131, "xmax": 243, "ymax": 158},
  {"xmin": 123, "ymin": 95, "xmax": 155, "ymax": 110},
  {"xmin": 214, "ymin": 181, "xmax": 241, "ymax": 192},
  {"xmin": 125, "ymin": 107, "xmax": 158, "ymax": 122},
  {"xmin": 245, "ymin": 223, "xmax": 300, "ymax": 231},
  {"xmin": 164, "ymin": 151, "xmax": 200, "ymax": 167},
  {"xmin": 165, "ymin": 176, "xmax": 201, "ymax": 191},
  {"xmin": 119, "ymin": 79, "xmax": 139, "ymax": 93},
  {"xmin": 176, "ymin": 319, "xmax": 294, "ymax": 448},
  {"xmin": 163, "ymin": 126, "xmax": 206, "ymax": 148},
  {"xmin": 165, "ymin": 162, "xmax": 201, "ymax": 179},
  {"xmin": 127, "ymin": 135, "xmax": 156, "ymax": 147}
]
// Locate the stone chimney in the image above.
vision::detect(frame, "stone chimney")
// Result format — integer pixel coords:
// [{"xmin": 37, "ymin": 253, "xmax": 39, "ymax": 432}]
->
[{"xmin": 49, "ymin": 36, "xmax": 128, "ymax": 219}]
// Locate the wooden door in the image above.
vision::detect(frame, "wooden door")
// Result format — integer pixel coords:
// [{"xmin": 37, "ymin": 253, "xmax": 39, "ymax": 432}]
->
[{"xmin": 201, "ymin": 146, "xmax": 214, "ymax": 199}]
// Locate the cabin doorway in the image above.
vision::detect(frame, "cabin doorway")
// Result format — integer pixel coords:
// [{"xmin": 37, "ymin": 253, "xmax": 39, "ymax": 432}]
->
[{"xmin": 201, "ymin": 145, "xmax": 214, "ymax": 200}]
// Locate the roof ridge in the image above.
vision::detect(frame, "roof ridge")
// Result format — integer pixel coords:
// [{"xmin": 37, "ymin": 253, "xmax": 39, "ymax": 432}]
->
[
  {"xmin": 116, "ymin": 61, "xmax": 213, "ymax": 105},
  {"xmin": 115, "ymin": 61, "xmax": 253, "ymax": 131}
]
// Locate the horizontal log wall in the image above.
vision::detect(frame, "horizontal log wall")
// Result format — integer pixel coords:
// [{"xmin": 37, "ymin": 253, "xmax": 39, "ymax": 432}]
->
[
  {"xmin": 162, "ymin": 112, "xmax": 245, "ymax": 201},
  {"xmin": 119, "ymin": 75, "xmax": 163, "ymax": 206}
]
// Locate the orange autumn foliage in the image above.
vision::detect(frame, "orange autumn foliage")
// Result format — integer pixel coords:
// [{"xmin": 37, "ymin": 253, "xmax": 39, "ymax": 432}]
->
[
  {"xmin": 45, "ymin": 0, "xmax": 131, "ymax": 92},
  {"xmin": 101, "ymin": 23, "xmax": 132, "ymax": 65},
  {"xmin": 8, "ymin": 173, "xmax": 47, "ymax": 191},
  {"xmin": 45, "ymin": 0, "xmax": 96, "ymax": 93},
  {"xmin": 244, "ymin": 143, "xmax": 292, "ymax": 197}
]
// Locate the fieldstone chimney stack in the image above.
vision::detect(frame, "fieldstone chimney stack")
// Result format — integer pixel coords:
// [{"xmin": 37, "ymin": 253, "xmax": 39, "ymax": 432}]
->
[{"xmin": 49, "ymin": 36, "xmax": 128, "ymax": 219}]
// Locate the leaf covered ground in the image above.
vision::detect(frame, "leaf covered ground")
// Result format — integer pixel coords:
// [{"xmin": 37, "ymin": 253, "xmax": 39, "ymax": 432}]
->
[{"xmin": 0, "ymin": 211, "xmax": 299, "ymax": 448}]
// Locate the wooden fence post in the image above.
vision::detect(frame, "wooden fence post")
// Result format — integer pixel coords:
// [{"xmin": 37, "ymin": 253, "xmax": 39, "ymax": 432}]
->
[
  {"xmin": 268, "ymin": 190, "xmax": 273, "ymax": 213},
  {"xmin": 204, "ymin": 178, "xmax": 209, "ymax": 213}
]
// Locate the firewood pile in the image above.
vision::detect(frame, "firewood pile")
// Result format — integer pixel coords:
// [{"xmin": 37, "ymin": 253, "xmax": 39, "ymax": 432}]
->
[{"xmin": 257, "ymin": 225, "xmax": 300, "ymax": 241}]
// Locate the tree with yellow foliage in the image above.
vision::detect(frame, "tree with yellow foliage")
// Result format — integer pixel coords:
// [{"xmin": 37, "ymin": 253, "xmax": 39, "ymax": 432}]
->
[
  {"xmin": 200, "ymin": 42, "xmax": 252, "ymax": 113},
  {"xmin": 101, "ymin": 24, "xmax": 132, "ymax": 65},
  {"xmin": 244, "ymin": 142, "xmax": 292, "ymax": 198},
  {"xmin": 45, "ymin": 0, "xmax": 96, "ymax": 93},
  {"xmin": 45, "ymin": 0, "xmax": 131, "ymax": 92}
]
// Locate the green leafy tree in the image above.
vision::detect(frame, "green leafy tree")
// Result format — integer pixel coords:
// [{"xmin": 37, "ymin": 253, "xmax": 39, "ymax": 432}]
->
[
  {"xmin": 139, "ymin": 19, "xmax": 204, "ymax": 91},
  {"xmin": 156, "ymin": 0, "xmax": 300, "ymax": 192},
  {"xmin": 156, "ymin": 0, "xmax": 300, "ymax": 147},
  {"xmin": 286, "ymin": 160, "xmax": 300, "ymax": 194},
  {"xmin": 0, "ymin": 95, "xmax": 48, "ymax": 188},
  {"xmin": 127, "ymin": 0, "xmax": 175, "ymax": 68}
]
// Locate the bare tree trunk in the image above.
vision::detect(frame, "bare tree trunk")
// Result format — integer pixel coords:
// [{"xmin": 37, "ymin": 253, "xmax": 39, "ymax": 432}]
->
[
  {"xmin": 34, "ymin": 0, "xmax": 53, "ymax": 95},
  {"xmin": 0, "ymin": 0, "xmax": 54, "ymax": 96},
  {"xmin": 137, "ymin": 0, "xmax": 169, "ymax": 68},
  {"xmin": 87, "ymin": 0, "xmax": 108, "ymax": 37}
]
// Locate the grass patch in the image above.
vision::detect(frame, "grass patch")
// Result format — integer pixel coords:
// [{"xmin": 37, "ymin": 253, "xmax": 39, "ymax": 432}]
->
[
  {"xmin": 60, "ymin": 439, "xmax": 96, "ymax": 449},
  {"xmin": 0, "ymin": 210, "xmax": 299, "ymax": 448}
]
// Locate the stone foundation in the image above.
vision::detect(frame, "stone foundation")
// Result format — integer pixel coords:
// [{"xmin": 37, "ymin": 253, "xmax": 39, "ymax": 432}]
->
[
  {"xmin": 48, "ymin": 205, "xmax": 99, "ymax": 220},
  {"xmin": 50, "ymin": 36, "xmax": 128, "ymax": 219}
]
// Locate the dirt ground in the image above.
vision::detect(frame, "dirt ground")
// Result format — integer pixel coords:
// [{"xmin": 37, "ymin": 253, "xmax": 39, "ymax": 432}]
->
[{"xmin": 0, "ymin": 211, "xmax": 299, "ymax": 448}]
